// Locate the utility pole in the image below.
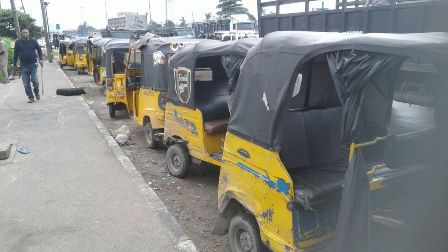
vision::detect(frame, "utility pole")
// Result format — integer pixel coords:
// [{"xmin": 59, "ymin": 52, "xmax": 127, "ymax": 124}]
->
[
  {"xmin": 165, "ymin": 0, "xmax": 168, "ymax": 23},
  {"xmin": 40, "ymin": 0, "xmax": 53, "ymax": 63},
  {"xmin": 20, "ymin": 0, "xmax": 26, "ymax": 14},
  {"xmin": 104, "ymin": 0, "xmax": 108, "ymax": 24},
  {"xmin": 10, "ymin": 0, "xmax": 21, "ymax": 39},
  {"xmin": 148, "ymin": 0, "xmax": 152, "ymax": 22}
]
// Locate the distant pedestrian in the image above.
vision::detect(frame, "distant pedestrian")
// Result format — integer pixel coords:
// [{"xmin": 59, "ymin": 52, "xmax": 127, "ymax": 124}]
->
[
  {"xmin": 13, "ymin": 29, "xmax": 43, "ymax": 103},
  {"xmin": 0, "ymin": 38, "xmax": 8, "ymax": 84}
]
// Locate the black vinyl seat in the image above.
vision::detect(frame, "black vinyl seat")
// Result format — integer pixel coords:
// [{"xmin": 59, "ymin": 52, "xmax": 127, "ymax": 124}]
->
[
  {"xmin": 280, "ymin": 107, "xmax": 348, "ymax": 210},
  {"xmin": 195, "ymin": 80, "xmax": 230, "ymax": 121},
  {"xmin": 291, "ymin": 168, "xmax": 346, "ymax": 210}
]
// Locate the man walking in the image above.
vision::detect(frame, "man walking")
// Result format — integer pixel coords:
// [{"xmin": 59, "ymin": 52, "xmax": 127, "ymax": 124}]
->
[
  {"xmin": 13, "ymin": 29, "xmax": 43, "ymax": 103},
  {"xmin": 0, "ymin": 37, "xmax": 8, "ymax": 84}
]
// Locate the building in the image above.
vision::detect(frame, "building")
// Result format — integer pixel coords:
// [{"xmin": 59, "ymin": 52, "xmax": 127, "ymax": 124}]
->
[{"xmin": 107, "ymin": 12, "xmax": 148, "ymax": 30}]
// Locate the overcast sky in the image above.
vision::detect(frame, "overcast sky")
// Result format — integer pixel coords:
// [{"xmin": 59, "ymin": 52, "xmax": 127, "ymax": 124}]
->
[{"xmin": 1, "ymin": 0, "xmax": 258, "ymax": 31}]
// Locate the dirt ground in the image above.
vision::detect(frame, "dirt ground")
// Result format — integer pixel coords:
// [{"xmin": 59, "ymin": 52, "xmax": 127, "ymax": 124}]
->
[{"xmin": 64, "ymin": 68, "xmax": 229, "ymax": 252}]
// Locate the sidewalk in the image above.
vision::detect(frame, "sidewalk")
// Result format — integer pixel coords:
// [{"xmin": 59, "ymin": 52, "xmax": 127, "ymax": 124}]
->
[{"xmin": 0, "ymin": 63, "xmax": 196, "ymax": 251}]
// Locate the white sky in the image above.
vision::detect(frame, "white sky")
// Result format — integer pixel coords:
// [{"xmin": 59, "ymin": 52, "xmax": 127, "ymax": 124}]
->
[{"xmin": 0, "ymin": 0, "xmax": 258, "ymax": 31}]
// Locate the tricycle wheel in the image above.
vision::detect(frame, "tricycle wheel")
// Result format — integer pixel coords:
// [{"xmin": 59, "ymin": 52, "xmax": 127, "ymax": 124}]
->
[
  {"xmin": 166, "ymin": 144, "xmax": 190, "ymax": 178},
  {"xmin": 102, "ymin": 82, "xmax": 107, "ymax": 96},
  {"xmin": 108, "ymin": 104, "xmax": 116, "ymax": 118},
  {"xmin": 229, "ymin": 213, "xmax": 263, "ymax": 252},
  {"xmin": 144, "ymin": 122, "xmax": 159, "ymax": 149},
  {"xmin": 94, "ymin": 71, "xmax": 100, "ymax": 85}
]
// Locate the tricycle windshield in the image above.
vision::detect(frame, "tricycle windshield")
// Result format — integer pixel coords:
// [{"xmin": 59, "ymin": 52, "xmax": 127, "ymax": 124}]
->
[
  {"xmin": 127, "ymin": 50, "xmax": 141, "ymax": 69},
  {"xmin": 75, "ymin": 45, "xmax": 85, "ymax": 54},
  {"xmin": 112, "ymin": 49, "xmax": 128, "ymax": 74}
]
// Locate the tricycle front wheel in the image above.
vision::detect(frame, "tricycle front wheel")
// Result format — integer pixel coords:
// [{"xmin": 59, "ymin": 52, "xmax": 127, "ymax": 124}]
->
[
  {"xmin": 166, "ymin": 143, "xmax": 190, "ymax": 178},
  {"xmin": 229, "ymin": 213, "xmax": 263, "ymax": 252}
]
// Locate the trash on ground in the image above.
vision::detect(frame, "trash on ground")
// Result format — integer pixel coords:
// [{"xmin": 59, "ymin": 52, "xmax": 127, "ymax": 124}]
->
[
  {"xmin": 16, "ymin": 145, "xmax": 30, "ymax": 154},
  {"xmin": 113, "ymin": 125, "xmax": 130, "ymax": 137},
  {"xmin": 115, "ymin": 134, "xmax": 128, "ymax": 145}
]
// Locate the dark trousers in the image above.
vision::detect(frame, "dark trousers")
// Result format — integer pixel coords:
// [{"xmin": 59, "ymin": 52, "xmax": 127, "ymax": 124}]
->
[{"xmin": 21, "ymin": 63, "xmax": 39, "ymax": 99}]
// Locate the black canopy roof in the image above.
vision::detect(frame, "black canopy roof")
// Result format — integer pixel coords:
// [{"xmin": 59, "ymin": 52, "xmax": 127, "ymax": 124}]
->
[
  {"xmin": 103, "ymin": 39, "xmax": 130, "ymax": 51},
  {"xmin": 140, "ymin": 37, "xmax": 203, "ymax": 91},
  {"xmin": 229, "ymin": 31, "xmax": 448, "ymax": 150},
  {"xmin": 73, "ymin": 38, "xmax": 87, "ymax": 46},
  {"xmin": 90, "ymin": 37, "xmax": 112, "ymax": 47},
  {"xmin": 168, "ymin": 38, "xmax": 260, "ymax": 108}
]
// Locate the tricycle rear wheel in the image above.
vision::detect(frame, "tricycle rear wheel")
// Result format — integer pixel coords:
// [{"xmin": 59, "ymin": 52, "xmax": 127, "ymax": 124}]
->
[
  {"xmin": 108, "ymin": 104, "xmax": 116, "ymax": 118},
  {"xmin": 144, "ymin": 122, "xmax": 159, "ymax": 149},
  {"xmin": 166, "ymin": 143, "xmax": 190, "ymax": 178}
]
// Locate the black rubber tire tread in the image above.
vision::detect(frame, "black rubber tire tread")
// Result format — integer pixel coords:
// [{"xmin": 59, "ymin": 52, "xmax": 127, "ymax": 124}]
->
[
  {"xmin": 108, "ymin": 104, "xmax": 116, "ymax": 118},
  {"xmin": 166, "ymin": 143, "xmax": 191, "ymax": 178},
  {"xmin": 102, "ymin": 82, "xmax": 107, "ymax": 96},
  {"xmin": 56, "ymin": 88, "xmax": 86, "ymax": 96},
  {"xmin": 145, "ymin": 122, "xmax": 159, "ymax": 149},
  {"xmin": 94, "ymin": 71, "xmax": 100, "ymax": 85},
  {"xmin": 229, "ymin": 213, "xmax": 263, "ymax": 252}
]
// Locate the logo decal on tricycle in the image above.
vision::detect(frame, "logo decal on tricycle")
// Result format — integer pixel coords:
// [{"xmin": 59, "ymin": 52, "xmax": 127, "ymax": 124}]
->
[
  {"xmin": 174, "ymin": 67, "xmax": 191, "ymax": 104},
  {"xmin": 173, "ymin": 110, "xmax": 198, "ymax": 135}
]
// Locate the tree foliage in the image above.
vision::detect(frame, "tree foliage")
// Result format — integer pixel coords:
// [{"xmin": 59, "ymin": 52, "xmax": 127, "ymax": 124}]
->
[
  {"xmin": 148, "ymin": 20, "xmax": 162, "ymax": 31},
  {"xmin": 204, "ymin": 12, "xmax": 212, "ymax": 21},
  {"xmin": 216, "ymin": 0, "xmax": 249, "ymax": 18},
  {"xmin": 0, "ymin": 9, "xmax": 43, "ymax": 39},
  {"xmin": 0, "ymin": 37, "xmax": 14, "ymax": 82},
  {"xmin": 179, "ymin": 17, "xmax": 187, "ymax": 27},
  {"xmin": 77, "ymin": 22, "xmax": 95, "ymax": 37},
  {"xmin": 164, "ymin": 20, "xmax": 175, "ymax": 28}
]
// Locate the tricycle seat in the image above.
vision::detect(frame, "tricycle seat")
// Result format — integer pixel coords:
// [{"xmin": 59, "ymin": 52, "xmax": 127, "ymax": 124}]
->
[
  {"xmin": 204, "ymin": 119, "xmax": 229, "ymax": 134},
  {"xmin": 291, "ymin": 168, "xmax": 346, "ymax": 210}
]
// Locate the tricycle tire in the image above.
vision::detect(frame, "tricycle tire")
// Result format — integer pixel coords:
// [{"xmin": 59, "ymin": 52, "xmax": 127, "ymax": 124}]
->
[
  {"xmin": 166, "ymin": 144, "xmax": 190, "ymax": 178},
  {"xmin": 108, "ymin": 104, "xmax": 116, "ymax": 118},
  {"xmin": 229, "ymin": 213, "xmax": 263, "ymax": 252},
  {"xmin": 56, "ymin": 87, "xmax": 86, "ymax": 96},
  {"xmin": 102, "ymin": 82, "xmax": 107, "ymax": 96},
  {"xmin": 144, "ymin": 122, "xmax": 159, "ymax": 149}
]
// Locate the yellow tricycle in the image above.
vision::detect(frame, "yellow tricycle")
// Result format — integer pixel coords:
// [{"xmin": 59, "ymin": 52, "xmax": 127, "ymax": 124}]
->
[
  {"xmin": 133, "ymin": 35, "xmax": 200, "ymax": 148},
  {"xmin": 58, "ymin": 40, "xmax": 74, "ymax": 68},
  {"xmin": 215, "ymin": 31, "xmax": 448, "ymax": 252},
  {"xmin": 163, "ymin": 39, "xmax": 259, "ymax": 177},
  {"xmin": 73, "ymin": 38, "xmax": 88, "ymax": 74}
]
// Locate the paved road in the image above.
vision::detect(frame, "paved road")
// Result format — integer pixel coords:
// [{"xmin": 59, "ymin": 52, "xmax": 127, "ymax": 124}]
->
[{"xmin": 0, "ymin": 63, "xmax": 196, "ymax": 251}]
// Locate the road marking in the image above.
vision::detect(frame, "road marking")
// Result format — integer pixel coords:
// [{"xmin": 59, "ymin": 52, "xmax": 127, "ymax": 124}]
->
[
  {"xmin": 5, "ymin": 120, "xmax": 14, "ymax": 130},
  {"xmin": 56, "ymin": 110, "xmax": 65, "ymax": 128}
]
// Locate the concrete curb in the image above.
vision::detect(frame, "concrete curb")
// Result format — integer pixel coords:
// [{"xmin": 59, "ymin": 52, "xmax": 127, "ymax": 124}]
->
[{"xmin": 58, "ymin": 66, "xmax": 198, "ymax": 252}]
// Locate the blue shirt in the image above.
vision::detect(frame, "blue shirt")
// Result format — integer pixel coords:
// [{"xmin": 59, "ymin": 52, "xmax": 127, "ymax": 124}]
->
[{"xmin": 13, "ymin": 39, "xmax": 43, "ymax": 66}]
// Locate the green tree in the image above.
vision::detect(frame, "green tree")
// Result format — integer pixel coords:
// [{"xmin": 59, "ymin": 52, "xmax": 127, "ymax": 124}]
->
[
  {"xmin": 77, "ymin": 22, "xmax": 95, "ymax": 37},
  {"xmin": 205, "ymin": 12, "xmax": 212, "ymax": 21},
  {"xmin": 0, "ymin": 37, "xmax": 14, "ymax": 82},
  {"xmin": 179, "ymin": 17, "xmax": 187, "ymax": 27},
  {"xmin": 0, "ymin": 9, "xmax": 43, "ymax": 39},
  {"xmin": 148, "ymin": 20, "xmax": 162, "ymax": 31},
  {"xmin": 164, "ymin": 20, "xmax": 175, "ymax": 28},
  {"xmin": 216, "ymin": 0, "xmax": 249, "ymax": 18}
]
